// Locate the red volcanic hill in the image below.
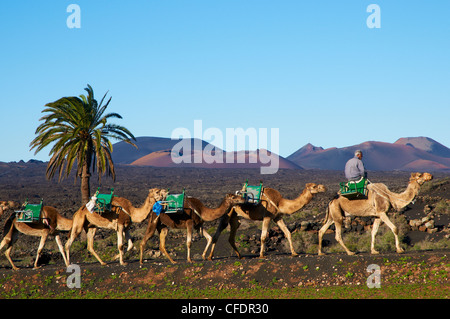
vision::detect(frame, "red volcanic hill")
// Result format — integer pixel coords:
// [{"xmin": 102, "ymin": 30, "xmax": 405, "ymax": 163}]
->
[
  {"xmin": 112, "ymin": 136, "xmax": 449, "ymax": 171},
  {"xmin": 111, "ymin": 137, "xmax": 210, "ymax": 164},
  {"xmin": 131, "ymin": 149, "xmax": 301, "ymax": 169},
  {"xmin": 287, "ymin": 137, "xmax": 450, "ymax": 171},
  {"xmin": 112, "ymin": 137, "xmax": 302, "ymax": 170},
  {"xmin": 394, "ymin": 137, "xmax": 450, "ymax": 158}
]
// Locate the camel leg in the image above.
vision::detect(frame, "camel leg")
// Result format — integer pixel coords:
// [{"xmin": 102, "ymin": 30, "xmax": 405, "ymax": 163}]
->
[
  {"xmin": 65, "ymin": 213, "xmax": 86, "ymax": 265},
  {"xmin": 334, "ymin": 220, "xmax": 355, "ymax": 256},
  {"xmin": 207, "ymin": 214, "xmax": 230, "ymax": 261},
  {"xmin": 4, "ymin": 246, "xmax": 18, "ymax": 271},
  {"xmin": 86, "ymin": 227, "xmax": 107, "ymax": 266},
  {"xmin": 379, "ymin": 212, "xmax": 404, "ymax": 253},
  {"xmin": 159, "ymin": 227, "xmax": 176, "ymax": 264},
  {"xmin": 55, "ymin": 234, "xmax": 69, "ymax": 267},
  {"xmin": 125, "ymin": 229, "xmax": 134, "ymax": 252},
  {"xmin": 0, "ymin": 227, "xmax": 19, "ymax": 270},
  {"xmin": 228, "ymin": 214, "xmax": 242, "ymax": 259},
  {"xmin": 33, "ymin": 233, "xmax": 49, "ymax": 269},
  {"xmin": 259, "ymin": 216, "xmax": 272, "ymax": 258},
  {"xmin": 318, "ymin": 218, "xmax": 334, "ymax": 256},
  {"xmin": 116, "ymin": 225, "xmax": 127, "ymax": 266},
  {"xmin": 139, "ymin": 215, "xmax": 159, "ymax": 264},
  {"xmin": 113, "ymin": 229, "xmax": 133, "ymax": 260},
  {"xmin": 186, "ymin": 220, "xmax": 194, "ymax": 263},
  {"xmin": 275, "ymin": 217, "xmax": 298, "ymax": 257},
  {"xmin": 201, "ymin": 228, "xmax": 213, "ymax": 260},
  {"xmin": 370, "ymin": 218, "xmax": 381, "ymax": 254}
]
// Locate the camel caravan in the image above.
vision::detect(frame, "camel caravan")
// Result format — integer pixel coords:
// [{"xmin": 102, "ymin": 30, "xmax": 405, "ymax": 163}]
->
[{"xmin": 0, "ymin": 171, "xmax": 433, "ymax": 270}]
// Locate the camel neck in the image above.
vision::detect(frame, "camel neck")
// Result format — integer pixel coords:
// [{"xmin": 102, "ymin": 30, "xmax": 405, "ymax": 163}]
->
[
  {"xmin": 280, "ymin": 189, "xmax": 313, "ymax": 214},
  {"xmin": 130, "ymin": 196, "xmax": 156, "ymax": 223},
  {"xmin": 404, "ymin": 181, "xmax": 420, "ymax": 199},
  {"xmin": 198, "ymin": 199, "xmax": 231, "ymax": 222},
  {"xmin": 391, "ymin": 181, "xmax": 420, "ymax": 210}
]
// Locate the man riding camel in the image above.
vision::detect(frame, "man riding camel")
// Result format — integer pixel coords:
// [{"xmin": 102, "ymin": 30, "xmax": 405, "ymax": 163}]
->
[{"xmin": 345, "ymin": 150, "xmax": 367, "ymax": 182}]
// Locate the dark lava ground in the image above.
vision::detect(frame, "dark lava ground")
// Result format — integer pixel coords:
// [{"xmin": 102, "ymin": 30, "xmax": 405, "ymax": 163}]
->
[{"xmin": 0, "ymin": 162, "xmax": 448, "ymax": 299}]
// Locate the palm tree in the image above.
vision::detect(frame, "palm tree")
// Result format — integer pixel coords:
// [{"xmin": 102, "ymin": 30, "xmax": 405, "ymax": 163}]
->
[{"xmin": 30, "ymin": 84, "xmax": 136, "ymax": 205}]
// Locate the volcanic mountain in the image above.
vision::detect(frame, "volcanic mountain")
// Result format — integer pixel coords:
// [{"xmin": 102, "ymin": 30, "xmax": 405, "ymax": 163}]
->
[
  {"xmin": 111, "ymin": 137, "xmax": 210, "ymax": 164},
  {"xmin": 287, "ymin": 137, "xmax": 450, "ymax": 171},
  {"xmin": 112, "ymin": 136, "xmax": 301, "ymax": 170},
  {"xmin": 112, "ymin": 136, "xmax": 449, "ymax": 171}
]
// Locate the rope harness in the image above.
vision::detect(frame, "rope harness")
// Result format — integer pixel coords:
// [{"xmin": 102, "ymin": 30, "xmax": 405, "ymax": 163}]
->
[{"xmin": 366, "ymin": 179, "xmax": 418, "ymax": 210}]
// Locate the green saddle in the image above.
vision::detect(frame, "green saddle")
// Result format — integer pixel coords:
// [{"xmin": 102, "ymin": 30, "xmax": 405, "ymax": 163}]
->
[
  {"xmin": 94, "ymin": 188, "xmax": 115, "ymax": 213},
  {"xmin": 339, "ymin": 178, "xmax": 368, "ymax": 199},
  {"xmin": 239, "ymin": 179, "xmax": 263, "ymax": 204},
  {"xmin": 15, "ymin": 199, "xmax": 43, "ymax": 223},
  {"xmin": 161, "ymin": 189, "xmax": 185, "ymax": 214}
]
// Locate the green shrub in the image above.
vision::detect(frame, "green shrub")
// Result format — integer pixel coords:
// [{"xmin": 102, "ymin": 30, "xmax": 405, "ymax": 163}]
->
[
  {"xmin": 434, "ymin": 199, "xmax": 450, "ymax": 215},
  {"xmin": 289, "ymin": 230, "xmax": 317, "ymax": 254}
]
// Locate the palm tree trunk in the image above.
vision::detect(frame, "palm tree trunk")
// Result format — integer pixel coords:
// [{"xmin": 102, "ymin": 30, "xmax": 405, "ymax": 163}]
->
[{"xmin": 80, "ymin": 162, "xmax": 91, "ymax": 205}]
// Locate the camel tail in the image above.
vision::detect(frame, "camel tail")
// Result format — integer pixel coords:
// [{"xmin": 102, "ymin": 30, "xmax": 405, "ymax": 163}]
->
[
  {"xmin": 147, "ymin": 211, "xmax": 160, "ymax": 227},
  {"xmin": 1, "ymin": 213, "xmax": 16, "ymax": 240},
  {"xmin": 322, "ymin": 194, "xmax": 338, "ymax": 225},
  {"xmin": 148, "ymin": 211, "xmax": 156, "ymax": 224},
  {"xmin": 322, "ymin": 204, "xmax": 330, "ymax": 225}
]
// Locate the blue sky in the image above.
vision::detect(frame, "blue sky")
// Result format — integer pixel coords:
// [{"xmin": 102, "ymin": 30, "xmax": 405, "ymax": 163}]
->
[{"xmin": 1, "ymin": 1, "xmax": 449, "ymax": 162}]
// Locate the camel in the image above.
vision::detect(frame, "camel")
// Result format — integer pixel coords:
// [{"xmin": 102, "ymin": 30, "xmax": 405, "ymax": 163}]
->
[
  {"xmin": 318, "ymin": 172, "xmax": 433, "ymax": 256},
  {"xmin": 0, "ymin": 205, "xmax": 72, "ymax": 270},
  {"xmin": 64, "ymin": 188, "xmax": 167, "ymax": 266},
  {"xmin": 207, "ymin": 183, "xmax": 327, "ymax": 260},
  {"xmin": 0, "ymin": 201, "xmax": 20, "ymax": 218},
  {"xmin": 139, "ymin": 193, "xmax": 245, "ymax": 264}
]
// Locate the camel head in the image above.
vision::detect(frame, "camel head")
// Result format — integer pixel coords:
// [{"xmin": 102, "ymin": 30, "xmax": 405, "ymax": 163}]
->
[
  {"xmin": 224, "ymin": 193, "xmax": 246, "ymax": 206},
  {"xmin": 148, "ymin": 188, "xmax": 169, "ymax": 202},
  {"xmin": 0, "ymin": 201, "xmax": 19, "ymax": 209},
  {"xmin": 0, "ymin": 201, "xmax": 19, "ymax": 218},
  {"xmin": 305, "ymin": 183, "xmax": 327, "ymax": 194},
  {"xmin": 410, "ymin": 172, "xmax": 433, "ymax": 185}
]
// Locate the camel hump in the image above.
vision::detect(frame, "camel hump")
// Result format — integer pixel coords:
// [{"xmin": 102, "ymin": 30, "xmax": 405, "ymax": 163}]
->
[
  {"xmin": 185, "ymin": 196, "xmax": 201, "ymax": 206},
  {"xmin": 42, "ymin": 206, "xmax": 58, "ymax": 217},
  {"xmin": 367, "ymin": 183, "xmax": 388, "ymax": 190},
  {"xmin": 185, "ymin": 197, "xmax": 205, "ymax": 211},
  {"xmin": 261, "ymin": 188, "xmax": 282, "ymax": 204},
  {"xmin": 367, "ymin": 183, "xmax": 391, "ymax": 197},
  {"xmin": 112, "ymin": 196, "xmax": 131, "ymax": 208}
]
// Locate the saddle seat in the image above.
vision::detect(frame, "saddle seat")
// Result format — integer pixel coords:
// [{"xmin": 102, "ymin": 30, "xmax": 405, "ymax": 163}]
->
[
  {"xmin": 153, "ymin": 189, "xmax": 185, "ymax": 216},
  {"xmin": 339, "ymin": 178, "xmax": 369, "ymax": 200},
  {"xmin": 15, "ymin": 199, "xmax": 43, "ymax": 223},
  {"xmin": 238, "ymin": 179, "xmax": 264, "ymax": 205}
]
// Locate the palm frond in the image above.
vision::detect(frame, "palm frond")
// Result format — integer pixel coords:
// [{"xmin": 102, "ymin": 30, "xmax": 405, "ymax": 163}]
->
[{"xmin": 30, "ymin": 84, "xmax": 135, "ymax": 185}]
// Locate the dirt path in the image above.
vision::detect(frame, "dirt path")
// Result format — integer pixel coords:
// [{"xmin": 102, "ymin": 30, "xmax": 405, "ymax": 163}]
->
[{"xmin": 0, "ymin": 249, "xmax": 447, "ymax": 299}]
